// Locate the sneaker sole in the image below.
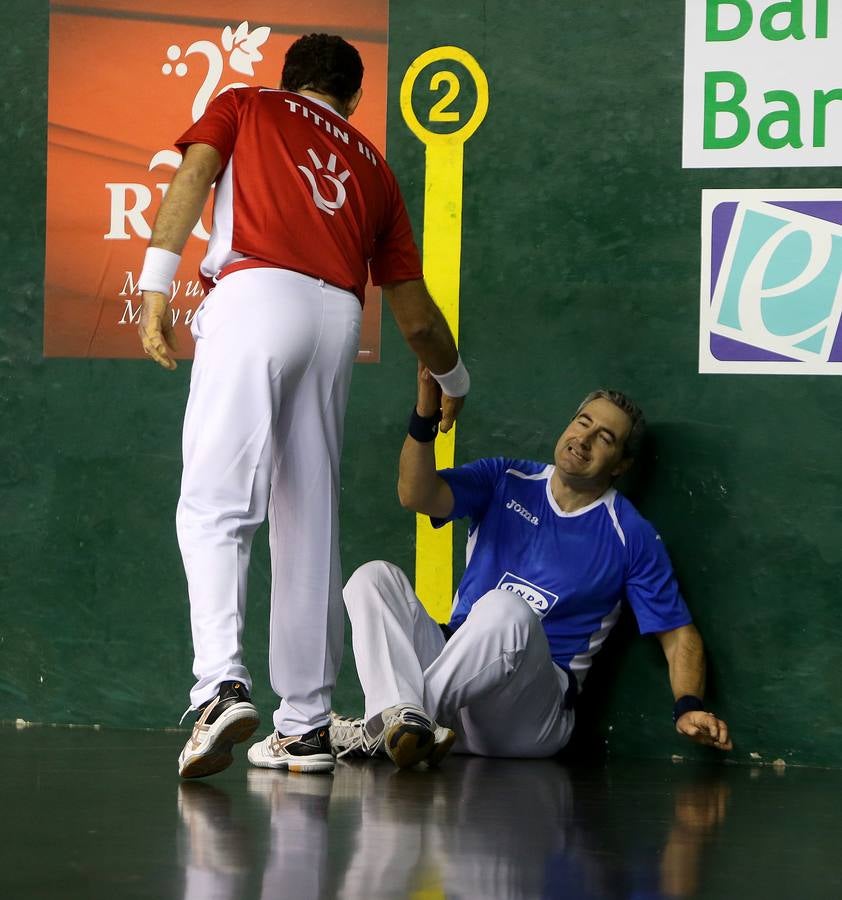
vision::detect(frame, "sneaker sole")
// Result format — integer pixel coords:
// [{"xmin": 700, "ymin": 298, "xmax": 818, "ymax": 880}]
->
[
  {"xmin": 180, "ymin": 707, "xmax": 260, "ymax": 779},
  {"xmin": 288, "ymin": 755, "xmax": 335, "ymax": 774},
  {"xmin": 384, "ymin": 723, "xmax": 435, "ymax": 769},
  {"xmin": 248, "ymin": 752, "xmax": 335, "ymax": 774}
]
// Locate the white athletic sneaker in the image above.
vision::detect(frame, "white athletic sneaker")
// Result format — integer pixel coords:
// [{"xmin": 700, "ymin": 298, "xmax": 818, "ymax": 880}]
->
[
  {"xmin": 178, "ymin": 681, "xmax": 260, "ymax": 779},
  {"xmin": 382, "ymin": 706, "xmax": 455, "ymax": 769},
  {"xmin": 247, "ymin": 725, "xmax": 335, "ymax": 773},
  {"xmin": 329, "ymin": 711, "xmax": 384, "ymax": 759},
  {"xmin": 330, "ymin": 707, "xmax": 455, "ymax": 769}
]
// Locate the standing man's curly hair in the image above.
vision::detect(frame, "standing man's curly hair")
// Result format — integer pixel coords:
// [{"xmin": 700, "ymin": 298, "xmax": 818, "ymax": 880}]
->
[{"xmin": 281, "ymin": 34, "xmax": 364, "ymax": 104}]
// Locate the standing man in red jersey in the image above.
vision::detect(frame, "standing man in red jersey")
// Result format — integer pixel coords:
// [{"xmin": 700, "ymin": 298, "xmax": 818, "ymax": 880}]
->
[{"xmin": 136, "ymin": 34, "xmax": 469, "ymax": 778}]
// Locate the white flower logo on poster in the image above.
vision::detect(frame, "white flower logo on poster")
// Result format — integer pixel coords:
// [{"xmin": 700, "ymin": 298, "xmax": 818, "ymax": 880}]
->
[
  {"xmin": 161, "ymin": 21, "xmax": 271, "ymax": 121},
  {"xmin": 105, "ymin": 21, "xmax": 272, "ymax": 323},
  {"xmin": 223, "ymin": 22, "xmax": 272, "ymax": 77},
  {"xmin": 108, "ymin": 22, "xmax": 271, "ymax": 246}
]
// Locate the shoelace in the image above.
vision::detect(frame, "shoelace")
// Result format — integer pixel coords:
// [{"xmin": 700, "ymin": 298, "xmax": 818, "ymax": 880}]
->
[
  {"xmin": 331, "ymin": 708, "xmax": 434, "ymax": 759},
  {"xmin": 179, "ymin": 694, "xmax": 220, "ymax": 727},
  {"xmin": 178, "ymin": 705, "xmax": 197, "ymax": 727},
  {"xmin": 331, "ymin": 715, "xmax": 365, "ymax": 758},
  {"xmin": 331, "ymin": 714, "xmax": 386, "ymax": 759}
]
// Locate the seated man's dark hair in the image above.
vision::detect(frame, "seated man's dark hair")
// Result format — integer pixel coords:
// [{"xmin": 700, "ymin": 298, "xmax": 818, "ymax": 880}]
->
[{"xmin": 281, "ymin": 34, "xmax": 364, "ymax": 104}]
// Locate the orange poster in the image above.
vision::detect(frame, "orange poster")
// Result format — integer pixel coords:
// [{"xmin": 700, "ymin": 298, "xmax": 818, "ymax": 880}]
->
[{"xmin": 45, "ymin": 0, "xmax": 388, "ymax": 360}]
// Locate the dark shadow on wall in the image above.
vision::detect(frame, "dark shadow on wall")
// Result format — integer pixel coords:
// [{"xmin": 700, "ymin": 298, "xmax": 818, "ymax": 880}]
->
[{"xmin": 561, "ymin": 608, "xmax": 637, "ymax": 765}]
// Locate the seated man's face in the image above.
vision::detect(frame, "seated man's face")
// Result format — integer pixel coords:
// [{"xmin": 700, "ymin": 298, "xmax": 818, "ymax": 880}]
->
[{"xmin": 553, "ymin": 398, "xmax": 633, "ymax": 485}]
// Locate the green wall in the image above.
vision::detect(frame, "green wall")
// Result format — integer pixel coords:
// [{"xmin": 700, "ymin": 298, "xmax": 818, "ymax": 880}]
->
[{"xmin": 2, "ymin": 0, "xmax": 841, "ymax": 767}]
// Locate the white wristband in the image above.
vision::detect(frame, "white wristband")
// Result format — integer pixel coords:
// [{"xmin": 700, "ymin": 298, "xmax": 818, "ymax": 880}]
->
[
  {"xmin": 432, "ymin": 355, "xmax": 470, "ymax": 398},
  {"xmin": 138, "ymin": 247, "xmax": 181, "ymax": 295}
]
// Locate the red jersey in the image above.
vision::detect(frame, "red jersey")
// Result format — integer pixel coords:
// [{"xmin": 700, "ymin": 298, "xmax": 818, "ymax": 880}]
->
[{"xmin": 175, "ymin": 88, "xmax": 423, "ymax": 302}]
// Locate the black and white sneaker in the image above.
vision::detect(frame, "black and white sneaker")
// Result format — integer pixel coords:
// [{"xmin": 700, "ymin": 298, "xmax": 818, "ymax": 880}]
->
[
  {"xmin": 247, "ymin": 725, "xmax": 335, "ymax": 773},
  {"xmin": 178, "ymin": 681, "xmax": 260, "ymax": 779}
]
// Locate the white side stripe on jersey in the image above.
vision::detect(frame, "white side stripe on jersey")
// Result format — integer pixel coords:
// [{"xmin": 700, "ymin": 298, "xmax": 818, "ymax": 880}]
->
[
  {"xmin": 465, "ymin": 520, "xmax": 481, "ymax": 568},
  {"xmin": 449, "ymin": 588, "xmax": 461, "ymax": 620},
  {"xmin": 200, "ymin": 155, "xmax": 239, "ymax": 284},
  {"xmin": 568, "ymin": 600, "xmax": 623, "ymax": 689},
  {"xmin": 605, "ymin": 491, "xmax": 627, "ymax": 547},
  {"xmin": 451, "ymin": 524, "xmax": 483, "ymax": 620}
]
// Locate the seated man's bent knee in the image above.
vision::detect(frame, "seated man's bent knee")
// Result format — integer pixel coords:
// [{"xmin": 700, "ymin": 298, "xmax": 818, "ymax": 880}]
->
[{"xmin": 461, "ymin": 589, "xmax": 543, "ymax": 639}]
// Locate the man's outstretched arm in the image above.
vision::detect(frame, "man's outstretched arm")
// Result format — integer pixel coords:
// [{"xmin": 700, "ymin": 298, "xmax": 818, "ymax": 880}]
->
[
  {"xmin": 397, "ymin": 364, "xmax": 456, "ymax": 519},
  {"xmin": 657, "ymin": 624, "xmax": 732, "ymax": 751},
  {"xmin": 383, "ymin": 279, "xmax": 466, "ymax": 433},
  {"xmin": 137, "ymin": 142, "xmax": 221, "ymax": 369}
]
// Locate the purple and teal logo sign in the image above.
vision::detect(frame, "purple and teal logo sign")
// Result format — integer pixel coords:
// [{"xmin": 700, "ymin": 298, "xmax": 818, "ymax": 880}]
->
[{"xmin": 700, "ymin": 190, "xmax": 842, "ymax": 373}]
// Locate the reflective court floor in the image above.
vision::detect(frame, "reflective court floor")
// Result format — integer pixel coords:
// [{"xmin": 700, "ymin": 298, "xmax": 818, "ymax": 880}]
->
[{"xmin": 1, "ymin": 726, "xmax": 840, "ymax": 899}]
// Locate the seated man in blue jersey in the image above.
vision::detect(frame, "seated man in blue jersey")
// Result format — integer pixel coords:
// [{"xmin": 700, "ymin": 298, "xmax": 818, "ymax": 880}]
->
[{"xmin": 330, "ymin": 368, "xmax": 732, "ymax": 768}]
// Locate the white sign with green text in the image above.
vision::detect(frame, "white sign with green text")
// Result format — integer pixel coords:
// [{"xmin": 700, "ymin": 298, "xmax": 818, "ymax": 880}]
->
[{"xmin": 684, "ymin": 0, "xmax": 842, "ymax": 167}]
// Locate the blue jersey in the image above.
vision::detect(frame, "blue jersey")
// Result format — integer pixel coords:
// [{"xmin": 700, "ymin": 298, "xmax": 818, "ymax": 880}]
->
[{"xmin": 434, "ymin": 458, "xmax": 692, "ymax": 689}]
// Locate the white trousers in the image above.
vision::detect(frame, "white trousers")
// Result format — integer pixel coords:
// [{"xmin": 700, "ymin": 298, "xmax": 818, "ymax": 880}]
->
[
  {"xmin": 343, "ymin": 561, "xmax": 575, "ymax": 757},
  {"xmin": 177, "ymin": 268, "xmax": 361, "ymax": 734}
]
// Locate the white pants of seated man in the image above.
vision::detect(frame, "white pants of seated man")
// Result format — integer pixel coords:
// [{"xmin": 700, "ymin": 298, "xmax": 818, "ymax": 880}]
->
[
  {"xmin": 177, "ymin": 268, "xmax": 361, "ymax": 735},
  {"xmin": 343, "ymin": 560, "xmax": 575, "ymax": 757}
]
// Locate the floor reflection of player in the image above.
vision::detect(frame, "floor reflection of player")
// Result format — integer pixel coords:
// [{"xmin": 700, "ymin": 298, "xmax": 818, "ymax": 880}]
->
[
  {"xmin": 247, "ymin": 770, "xmax": 333, "ymax": 900},
  {"xmin": 542, "ymin": 771, "xmax": 732, "ymax": 899},
  {"xmin": 178, "ymin": 774, "xmax": 334, "ymax": 900},
  {"xmin": 177, "ymin": 783, "xmax": 251, "ymax": 900},
  {"xmin": 176, "ymin": 761, "xmax": 575, "ymax": 900},
  {"xmin": 335, "ymin": 761, "xmax": 733, "ymax": 900},
  {"xmin": 333, "ymin": 764, "xmax": 437, "ymax": 899},
  {"xmin": 659, "ymin": 779, "xmax": 731, "ymax": 897},
  {"xmin": 176, "ymin": 762, "xmax": 731, "ymax": 900},
  {"xmin": 335, "ymin": 759, "xmax": 577, "ymax": 900},
  {"xmin": 436, "ymin": 759, "xmax": 579, "ymax": 900}
]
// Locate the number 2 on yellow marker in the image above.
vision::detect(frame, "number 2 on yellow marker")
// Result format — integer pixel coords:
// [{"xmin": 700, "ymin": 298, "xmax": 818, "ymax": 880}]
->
[{"xmin": 429, "ymin": 71, "xmax": 460, "ymax": 122}]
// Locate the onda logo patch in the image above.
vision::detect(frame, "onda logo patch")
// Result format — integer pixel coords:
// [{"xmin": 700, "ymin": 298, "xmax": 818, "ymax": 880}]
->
[{"xmin": 496, "ymin": 572, "xmax": 559, "ymax": 618}]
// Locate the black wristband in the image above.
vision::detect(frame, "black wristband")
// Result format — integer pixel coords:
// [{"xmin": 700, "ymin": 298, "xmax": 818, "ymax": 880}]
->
[
  {"xmin": 408, "ymin": 407, "xmax": 441, "ymax": 442},
  {"xmin": 672, "ymin": 694, "xmax": 704, "ymax": 725}
]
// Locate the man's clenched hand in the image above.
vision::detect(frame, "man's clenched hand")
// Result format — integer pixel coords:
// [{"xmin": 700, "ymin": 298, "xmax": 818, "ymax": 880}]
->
[{"xmin": 676, "ymin": 709, "xmax": 732, "ymax": 751}]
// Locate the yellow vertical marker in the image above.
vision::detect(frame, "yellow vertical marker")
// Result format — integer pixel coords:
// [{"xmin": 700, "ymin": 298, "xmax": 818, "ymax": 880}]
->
[{"xmin": 400, "ymin": 47, "xmax": 489, "ymax": 621}]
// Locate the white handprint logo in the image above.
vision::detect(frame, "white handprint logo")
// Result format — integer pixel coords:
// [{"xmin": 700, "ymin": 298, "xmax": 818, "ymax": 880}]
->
[{"xmin": 297, "ymin": 149, "xmax": 351, "ymax": 216}]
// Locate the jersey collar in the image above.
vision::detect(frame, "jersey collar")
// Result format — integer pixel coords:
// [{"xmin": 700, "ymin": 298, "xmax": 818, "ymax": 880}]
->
[
  {"xmin": 294, "ymin": 92, "xmax": 347, "ymax": 120},
  {"xmin": 545, "ymin": 468, "xmax": 616, "ymax": 518}
]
